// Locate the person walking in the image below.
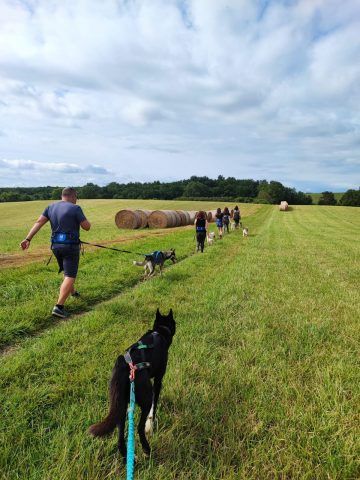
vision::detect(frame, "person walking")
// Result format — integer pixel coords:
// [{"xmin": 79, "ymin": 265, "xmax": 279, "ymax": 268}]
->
[
  {"xmin": 215, "ymin": 208, "xmax": 224, "ymax": 239},
  {"xmin": 233, "ymin": 205, "xmax": 241, "ymax": 229},
  {"xmin": 223, "ymin": 207, "xmax": 230, "ymax": 233},
  {"xmin": 194, "ymin": 210, "xmax": 208, "ymax": 253},
  {"xmin": 20, "ymin": 187, "xmax": 91, "ymax": 318}
]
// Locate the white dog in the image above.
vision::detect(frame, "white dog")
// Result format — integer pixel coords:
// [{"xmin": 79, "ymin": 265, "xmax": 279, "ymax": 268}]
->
[
  {"xmin": 207, "ymin": 231, "xmax": 215, "ymax": 245},
  {"xmin": 242, "ymin": 227, "xmax": 249, "ymax": 237},
  {"xmin": 230, "ymin": 222, "xmax": 236, "ymax": 231}
]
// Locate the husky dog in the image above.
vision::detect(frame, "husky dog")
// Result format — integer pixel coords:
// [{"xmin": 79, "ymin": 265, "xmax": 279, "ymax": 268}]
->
[
  {"xmin": 89, "ymin": 309, "xmax": 176, "ymax": 463},
  {"xmin": 242, "ymin": 227, "xmax": 249, "ymax": 237},
  {"xmin": 133, "ymin": 249, "xmax": 176, "ymax": 276},
  {"xmin": 207, "ymin": 232, "xmax": 215, "ymax": 245}
]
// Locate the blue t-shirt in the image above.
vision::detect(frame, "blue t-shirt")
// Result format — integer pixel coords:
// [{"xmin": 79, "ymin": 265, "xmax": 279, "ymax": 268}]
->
[{"xmin": 42, "ymin": 201, "xmax": 86, "ymax": 243}]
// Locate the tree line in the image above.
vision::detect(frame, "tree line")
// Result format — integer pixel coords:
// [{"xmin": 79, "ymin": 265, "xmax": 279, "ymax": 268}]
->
[{"xmin": 0, "ymin": 176, "xmax": 359, "ymax": 206}]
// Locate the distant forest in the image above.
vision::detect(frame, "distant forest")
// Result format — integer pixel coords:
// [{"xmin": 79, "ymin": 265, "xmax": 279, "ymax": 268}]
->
[{"xmin": 0, "ymin": 176, "xmax": 359, "ymax": 205}]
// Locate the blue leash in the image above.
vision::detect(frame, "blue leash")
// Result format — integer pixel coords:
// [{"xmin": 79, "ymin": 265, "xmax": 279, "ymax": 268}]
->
[{"xmin": 126, "ymin": 374, "xmax": 136, "ymax": 480}]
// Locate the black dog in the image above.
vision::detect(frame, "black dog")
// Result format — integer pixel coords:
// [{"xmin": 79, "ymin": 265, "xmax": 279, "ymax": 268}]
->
[{"xmin": 89, "ymin": 309, "xmax": 176, "ymax": 462}]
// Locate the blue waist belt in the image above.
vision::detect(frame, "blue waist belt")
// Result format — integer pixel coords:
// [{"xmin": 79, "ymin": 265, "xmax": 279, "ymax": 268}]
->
[{"xmin": 51, "ymin": 232, "xmax": 79, "ymax": 245}]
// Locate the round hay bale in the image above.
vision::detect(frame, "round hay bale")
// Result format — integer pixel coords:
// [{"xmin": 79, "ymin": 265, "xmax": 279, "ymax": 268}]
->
[
  {"xmin": 115, "ymin": 209, "xmax": 142, "ymax": 229},
  {"xmin": 207, "ymin": 210, "xmax": 218, "ymax": 222},
  {"xmin": 188, "ymin": 211, "xmax": 197, "ymax": 224},
  {"xmin": 176, "ymin": 210, "xmax": 187, "ymax": 226},
  {"xmin": 279, "ymin": 201, "xmax": 289, "ymax": 211},
  {"xmin": 183, "ymin": 211, "xmax": 191, "ymax": 225},
  {"xmin": 175, "ymin": 211, "xmax": 183, "ymax": 227},
  {"xmin": 135, "ymin": 209, "xmax": 151, "ymax": 228},
  {"xmin": 148, "ymin": 210, "xmax": 179, "ymax": 229}
]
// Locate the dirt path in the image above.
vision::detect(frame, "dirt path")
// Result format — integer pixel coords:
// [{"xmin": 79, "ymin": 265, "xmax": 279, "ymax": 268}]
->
[{"xmin": 0, "ymin": 226, "xmax": 192, "ymax": 269}]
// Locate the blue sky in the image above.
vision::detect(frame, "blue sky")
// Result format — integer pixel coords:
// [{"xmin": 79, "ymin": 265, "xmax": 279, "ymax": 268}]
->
[{"xmin": 0, "ymin": 0, "xmax": 359, "ymax": 192}]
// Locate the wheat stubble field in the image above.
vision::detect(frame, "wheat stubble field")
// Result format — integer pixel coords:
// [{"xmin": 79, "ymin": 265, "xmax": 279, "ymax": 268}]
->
[{"xmin": 0, "ymin": 200, "xmax": 359, "ymax": 479}]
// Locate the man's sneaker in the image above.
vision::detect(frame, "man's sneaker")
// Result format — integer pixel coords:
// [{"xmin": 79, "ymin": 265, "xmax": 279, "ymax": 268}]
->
[
  {"xmin": 71, "ymin": 291, "xmax": 81, "ymax": 298},
  {"xmin": 52, "ymin": 306, "xmax": 70, "ymax": 318}
]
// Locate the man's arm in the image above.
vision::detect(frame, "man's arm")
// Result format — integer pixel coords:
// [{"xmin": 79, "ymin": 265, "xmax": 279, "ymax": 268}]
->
[
  {"xmin": 20, "ymin": 215, "xmax": 49, "ymax": 250},
  {"xmin": 80, "ymin": 219, "xmax": 91, "ymax": 231}
]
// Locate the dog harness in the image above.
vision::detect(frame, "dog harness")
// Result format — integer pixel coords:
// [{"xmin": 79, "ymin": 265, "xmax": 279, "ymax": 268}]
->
[
  {"xmin": 124, "ymin": 332, "xmax": 159, "ymax": 373},
  {"xmin": 144, "ymin": 251, "xmax": 163, "ymax": 265}
]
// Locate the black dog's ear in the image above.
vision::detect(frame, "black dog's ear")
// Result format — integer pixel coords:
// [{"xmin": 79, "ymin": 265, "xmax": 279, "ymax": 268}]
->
[
  {"xmin": 168, "ymin": 308, "xmax": 173, "ymax": 319},
  {"xmin": 156, "ymin": 308, "xmax": 161, "ymax": 319}
]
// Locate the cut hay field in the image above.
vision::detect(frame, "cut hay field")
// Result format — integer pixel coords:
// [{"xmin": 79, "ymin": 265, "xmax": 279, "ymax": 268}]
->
[{"xmin": 0, "ymin": 201, "xmax": 359, "ymax": 480}]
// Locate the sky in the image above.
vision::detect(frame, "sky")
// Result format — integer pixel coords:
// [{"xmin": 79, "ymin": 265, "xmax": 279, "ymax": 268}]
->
[{"xmin": 0, "ymin": 0, "xmax": 359, "ymax": 192}]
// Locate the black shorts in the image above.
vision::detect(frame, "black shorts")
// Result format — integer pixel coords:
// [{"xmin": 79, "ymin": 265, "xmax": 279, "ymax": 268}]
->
[{"xmin": 51, "ymin": 244, "xmax": 80, "ymax": 278}]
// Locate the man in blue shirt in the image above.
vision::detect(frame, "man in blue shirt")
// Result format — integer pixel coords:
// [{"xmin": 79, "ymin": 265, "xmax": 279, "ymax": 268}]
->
[{"xmin": 20, "ymin": 187, "xmax": 91, "ymax": 318}]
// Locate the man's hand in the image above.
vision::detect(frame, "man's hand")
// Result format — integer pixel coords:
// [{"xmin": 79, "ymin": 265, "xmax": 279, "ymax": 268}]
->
[
  {"xmin": 21, "ymin": 215, "xmax": 48, "ymax": 251},
  {"xmin": 20, "ymin": 239, "xmax": 31, "ymax": 250}
]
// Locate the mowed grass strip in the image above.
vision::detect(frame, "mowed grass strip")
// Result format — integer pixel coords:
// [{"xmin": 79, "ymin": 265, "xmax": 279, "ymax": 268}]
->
[{"xmin": 0, "ymin": 205, "xmax": 359, "ymax": 479}]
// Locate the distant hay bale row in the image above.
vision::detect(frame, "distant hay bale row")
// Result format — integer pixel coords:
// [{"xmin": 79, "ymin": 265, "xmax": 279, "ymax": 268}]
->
[
  {"xmin": 115, "ymin": 208, "xmax": 217, "ymax": 229},
  {"xmin": 279, "ymin": 201, "xmax": 289, "ymax": 211}
]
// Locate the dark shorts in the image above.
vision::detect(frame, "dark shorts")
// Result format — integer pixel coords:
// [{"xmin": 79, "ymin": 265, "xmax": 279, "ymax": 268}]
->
[{"xmin": 51, "ymin": 244, "xmax": 80, "ymax": 278}]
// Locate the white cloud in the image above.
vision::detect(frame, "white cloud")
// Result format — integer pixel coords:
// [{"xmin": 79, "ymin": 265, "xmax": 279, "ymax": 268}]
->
[
  {"xmin": 0, "ymin": 0, "xmax": 359, "ymax": 189},
  {"xmin": 0, "ymin": 159, "xmax": 110, "ymax": 174}
]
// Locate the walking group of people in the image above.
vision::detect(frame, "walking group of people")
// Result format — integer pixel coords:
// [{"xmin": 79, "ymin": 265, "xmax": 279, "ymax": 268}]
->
[{"xmin": 194, "ymin": 206, "xmax": 241, "ymax": 253}]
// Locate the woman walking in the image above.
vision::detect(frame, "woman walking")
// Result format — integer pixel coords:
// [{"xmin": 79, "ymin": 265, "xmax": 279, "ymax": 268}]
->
[
  {"xmin": 223, "ymin": 207, "xmax": 230, "ymax": 234},
  {"xmin": 233, "ymin": 205, "xmax": 241, "ymax": 229},
  {"xmin": 215, "ymin": 208, "xmax": 224, "ymax": 239},
  {"xmin": 195, "ymin": 210, "xmax": 208, "ymax": 253}
]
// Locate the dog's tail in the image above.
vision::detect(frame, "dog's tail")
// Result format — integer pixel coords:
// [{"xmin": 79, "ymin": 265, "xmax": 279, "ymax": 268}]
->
[
  {"xmin": 89, "ymin": 366, "xmax": 127, "ymax": 437},
  {"xmin": 133, "ymin": 260, "xmax": 146, "ymax": 266}
]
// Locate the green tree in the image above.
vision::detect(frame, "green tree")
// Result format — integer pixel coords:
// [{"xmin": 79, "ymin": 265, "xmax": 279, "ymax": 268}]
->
[
  {"xmin": 183, "ymin": 181, "xmax": 210, "ymax": 197},
  {"xmin": 51, "ymin": 188, "xmax": 63, "ymax": 200},
  {"xmin": 318, "ymin": 191, "xmax": 337, "ymax": 205},
  {"xmin": 339, "ymin": 189, "xmax": 360, "ymax": 206}
]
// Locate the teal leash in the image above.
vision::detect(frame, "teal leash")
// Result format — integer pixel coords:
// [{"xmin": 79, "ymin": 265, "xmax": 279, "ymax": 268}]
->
[{"xmin": 126, "ymin": 365, "xmax": 136, "ymax": 480}]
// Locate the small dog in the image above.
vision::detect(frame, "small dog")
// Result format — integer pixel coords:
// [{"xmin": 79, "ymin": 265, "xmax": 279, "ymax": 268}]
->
[
  {"xmin": 133, "ymin": 249, "xmax": 176, "ymax": 276},
  {"xmin": 230, "ymin": 222, "xmax": 236, "ymax": 231},
  {"xmin": 242, "ymin": 227, "xmax": 249, "ymax": 237},
  {"xmin": 207, "ymin": 232, "xmax": 215, "ymax": 245},
  {"xmin": 89, "ymin": 309, "xmax": 176, "ymax": 463}
]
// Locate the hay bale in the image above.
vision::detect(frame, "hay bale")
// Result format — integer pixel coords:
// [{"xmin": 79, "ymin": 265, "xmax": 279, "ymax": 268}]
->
[
  {"xmin": 176, "ymin": 210, "xmax": 188, "ymax": 226},
  {"xmin": 279, "ymin": 201, "xmax": 289, "ymax": 211},
  {"xmin": 207, "ymin": 210, "xmax": 218, "ymax": 222},
  {"xmin": 188, "ymin": 211, "xmax": 197, "ymax": 224},
  {"xmin": 115, "ymin": 209, "xmax": 142, "ymax": 229},
  {"xmin": 183, "ymin": 211, "xmax": 191, "ymax": 225},
  {"xmin": 135, "ymin": 209, "xmax": 151, "ymax": 228},
  {"xmin": 148, "ymin": 210, "xmax": 179, "ymax": 228}
]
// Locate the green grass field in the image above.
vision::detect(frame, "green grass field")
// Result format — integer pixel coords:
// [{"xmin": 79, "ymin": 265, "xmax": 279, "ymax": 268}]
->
[{"xmin": 0, "ymin": 201, "xmax": 359, "ymax": 479}]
